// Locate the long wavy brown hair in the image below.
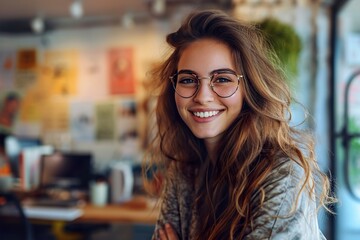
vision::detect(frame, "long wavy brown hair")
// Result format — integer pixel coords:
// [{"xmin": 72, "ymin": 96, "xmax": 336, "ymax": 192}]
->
[{"xmin": 144, "ymin": 9, "xmax": 335, "ymax": 240}]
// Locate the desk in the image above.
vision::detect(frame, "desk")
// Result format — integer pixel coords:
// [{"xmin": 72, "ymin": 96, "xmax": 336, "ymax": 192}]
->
[
  {"xmin": 24, "ymin": 196, "xmax": 160, "ymax": 224},
  {"xmin": 78, "ymin": 197, "xmax": 159, "ymax": 224},
  {"xmin": 26, "ymin": 196, "xmax": 160, "ymax": 240},
  {"xmin": 4, "ymin": 190, "xmax": 160, "ymax": 240}
]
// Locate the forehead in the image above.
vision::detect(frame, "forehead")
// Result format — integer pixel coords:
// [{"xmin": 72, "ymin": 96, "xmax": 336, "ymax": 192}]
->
[{"xmin": 177, "ymin": 38, "xmax": 235, "ymax": 74}]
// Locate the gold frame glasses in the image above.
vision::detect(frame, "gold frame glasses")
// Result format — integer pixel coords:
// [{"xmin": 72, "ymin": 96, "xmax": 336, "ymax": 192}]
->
[{"xmin": 170, "ymin": 69, "xmax": 243, "ymax": 98}]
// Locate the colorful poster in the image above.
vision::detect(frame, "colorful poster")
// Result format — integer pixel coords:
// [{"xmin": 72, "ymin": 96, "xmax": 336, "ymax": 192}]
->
[
  {"xmin": 17, "ymin": 49, "xmax": 37, "ymax": 70},
  {"xmin": 0, "ymin": 50, "xmax": 16, "ymax": 90},
  {"xmin": 43, "ymin": 50, "xmax": 78, "ymax": 96},
  {"xmin": 78, "ymin": 50, "xmax": 108, "ymax": 100},
  {"xmin": 116, "ymin": 98, "xmax": 140, "ymax": 158},
  {"xmin": 108, "ymin": 48, "xmax": 135, "ymax": 95},
  {"xmin": 15, "ymin": 49, "xmax": 38, "ymax": 90},
  {"xmin": 19, "ymin": 88, "xmax": 49, "ymax": 122},
  {"xmin": 70, "ymin": 101, "xmax": 95, "ymax": 142},
  {"xmin": 95, "ymin": 102, "xmax": 115, "ymax": 140},
  {"xmin": 41, "ymin": 100, "xmax": 69, "ymax": 132}
]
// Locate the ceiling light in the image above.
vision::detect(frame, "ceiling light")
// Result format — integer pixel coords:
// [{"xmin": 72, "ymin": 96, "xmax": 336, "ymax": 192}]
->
[
  {"xmin": 121, "ymin": 13, "xmax": 135, "ymax": 29},
  {"xmin": 70, "ymin": 0, "xmax": 83, "ymax": 19},
  {"xmin": 152, "ymin": 0, "xmax": 166, "ymax": 16},
  {"xmin": 31, "ymin": 16, "xmax": 44, "ymax": 33}
]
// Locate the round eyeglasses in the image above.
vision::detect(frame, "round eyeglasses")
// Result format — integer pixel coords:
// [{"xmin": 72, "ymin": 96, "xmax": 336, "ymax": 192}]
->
[{"xmin": 170, "ymin": 69, "xmax": 243, "ymax": 98}]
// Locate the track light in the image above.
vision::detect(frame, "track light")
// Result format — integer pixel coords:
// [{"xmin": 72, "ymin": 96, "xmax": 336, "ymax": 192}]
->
[
  {"xmin": 152, "ymin": 0, "xmax": 166, "ymax": 17},
  {"xmin": 70, "ymin": 0, "xmax": 83, "ymax": 19},
  {"xmin": 121, "ymin": 13, "xmax": 135, "ymax": 29},
  {"xmin": 31, "ymin": 16, "xmax": 44, "ymax": 33}
]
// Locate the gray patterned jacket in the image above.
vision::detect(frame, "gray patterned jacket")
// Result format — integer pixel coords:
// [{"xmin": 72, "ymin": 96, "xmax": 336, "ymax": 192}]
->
[{"xmin": 153, "ymin": 158, "xmax": 326, "ymax": 240}]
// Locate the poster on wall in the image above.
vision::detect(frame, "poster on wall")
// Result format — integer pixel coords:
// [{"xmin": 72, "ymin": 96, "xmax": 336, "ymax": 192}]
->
[
  {"xmin": 0, "ymin": 50, "xmax": 16, "ymax": 90},
  {"xmin": 43, "ymin": 50, "xmax": 78, "ymax": 96},
  {"xmin": 41, "ymin": 100, "xmax": 69, "ymax": 132},
  {"xmin": 19, "ymin": 88, "xmax": 49, "ymax": 122},
  {"xmin": 70, "ymin": 101, "xmax": 95, "ymax": 142},
  {"xmin": 116, "ymin": 98, "xmax": 140, "ymax": 158},
  {"xmin": 78, "ymin": 50, "xmax": 108, "ymax": 100},
  {"xmin": 95, "ymin": 102, "xmax": 115, "ymax": 140},
  {"xmin": 15, "ymin": 49, "xmax": 38, "ymax": 90},
  {"xmin": 108, "ymin": 48, "xmax": 135, "ymax": 95}
]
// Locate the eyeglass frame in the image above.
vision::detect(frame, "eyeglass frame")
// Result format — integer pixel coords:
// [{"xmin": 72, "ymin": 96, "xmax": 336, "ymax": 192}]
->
[{"xmin": 169, "ymin": 68, "xmax": 243, "ymax": 98}]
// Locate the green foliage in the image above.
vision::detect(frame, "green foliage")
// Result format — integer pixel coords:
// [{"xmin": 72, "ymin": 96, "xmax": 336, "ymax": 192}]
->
[{"xmin": 258, "ymin": 18, "xmax": 302, "ymax": 79}]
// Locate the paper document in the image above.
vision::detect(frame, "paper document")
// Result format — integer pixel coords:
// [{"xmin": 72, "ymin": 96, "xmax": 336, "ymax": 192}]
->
[{"xmin": 23, "ymin": 206, "xmax": 83, "ymax": 220}]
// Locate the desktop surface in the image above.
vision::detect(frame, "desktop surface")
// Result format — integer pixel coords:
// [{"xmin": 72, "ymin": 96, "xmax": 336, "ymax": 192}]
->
[
  {"xmin": 77, "ymin": 196, "xmax": 159, "ymax": 224},
  {"xmin": 20, "ymin": 195, "xmax": 159, "ymax": 224}
]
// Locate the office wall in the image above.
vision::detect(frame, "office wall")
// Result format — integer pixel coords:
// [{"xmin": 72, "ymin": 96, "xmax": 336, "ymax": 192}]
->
[{"xmin": 0, "ymin": 21, "xmax": 171, "ymax": 170}]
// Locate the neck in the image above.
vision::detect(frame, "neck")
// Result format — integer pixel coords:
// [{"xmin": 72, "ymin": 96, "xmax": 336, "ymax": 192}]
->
[{"xmin": 204, "ymin": 140, "xmax": 218, "ymax": 164}]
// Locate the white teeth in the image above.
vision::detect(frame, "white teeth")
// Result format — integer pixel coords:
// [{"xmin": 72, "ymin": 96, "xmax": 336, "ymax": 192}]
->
[{"xmin": 193, "ymin": 111, "xmax": 219, "ymax": 118}]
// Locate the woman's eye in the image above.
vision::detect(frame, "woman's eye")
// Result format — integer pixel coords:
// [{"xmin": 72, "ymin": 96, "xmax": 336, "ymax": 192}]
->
[
  {"xmin": 214, "ymin": 76, "xmax": 232, "ymax": 83},
  {"xmin": 179, "ymin": 78, "xmax": 194, "ymax": 84},
  {"xmin": 178, "ymin": 76, "xmax": 197, "ymax": 85}
]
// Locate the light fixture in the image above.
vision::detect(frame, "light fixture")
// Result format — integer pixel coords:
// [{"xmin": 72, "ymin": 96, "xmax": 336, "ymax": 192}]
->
[
  {"xmin": 152, "ymin": 0, "xmax": 166, "ymax": 17},
  {"xmin": 70, "ymin": 0, "xmax": 84, "ymax": 19},
  {"xmin": 31, "ymin": 16, "xmax": 44, "ymax": 33},
  {"xmin": 121, "ymin": 13, "xmax": 135, "ymax": 29}
]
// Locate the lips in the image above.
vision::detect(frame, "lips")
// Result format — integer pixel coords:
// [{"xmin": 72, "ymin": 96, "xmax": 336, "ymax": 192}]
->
[{"xmin": 192, "ymin": 110, "xmax": 220, "ymax": 118}]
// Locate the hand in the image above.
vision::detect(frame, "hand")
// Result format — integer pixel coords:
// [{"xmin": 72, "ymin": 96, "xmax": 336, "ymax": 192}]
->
[{"xmin": 158, "ymin": 223, "xmax": 179, "ymax": 240}]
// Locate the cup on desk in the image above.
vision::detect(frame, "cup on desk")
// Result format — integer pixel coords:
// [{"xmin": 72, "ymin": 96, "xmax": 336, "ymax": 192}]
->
[{"xmin": 90, "ymin": 181, "xmax": 108, "ymax": 207}]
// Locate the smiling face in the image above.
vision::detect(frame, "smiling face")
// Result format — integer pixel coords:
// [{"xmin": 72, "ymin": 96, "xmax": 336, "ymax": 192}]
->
[{"xmin": 175, "ymin": 38, "xmax": 244, "ymax": 149}]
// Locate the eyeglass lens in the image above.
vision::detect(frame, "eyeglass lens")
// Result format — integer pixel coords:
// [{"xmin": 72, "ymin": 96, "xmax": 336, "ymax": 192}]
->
[{"xmin": 172, "ymin": 72, "xmax": 240, "ymax": 98}]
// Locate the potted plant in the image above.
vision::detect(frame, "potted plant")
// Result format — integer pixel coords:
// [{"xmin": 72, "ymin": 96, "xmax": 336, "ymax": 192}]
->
[{"xmin": 258, "ymin": 18, "xmax": 302, "ymax": 83}]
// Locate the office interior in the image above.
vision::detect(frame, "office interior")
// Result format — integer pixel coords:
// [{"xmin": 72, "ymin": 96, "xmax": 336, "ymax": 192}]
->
[{"xmin": 0, "ymin": 0, "xmax": 359, "ymax": 239}]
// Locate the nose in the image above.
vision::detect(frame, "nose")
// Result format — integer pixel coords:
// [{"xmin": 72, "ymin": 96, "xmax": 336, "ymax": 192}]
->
[{"xmin": 193, "ymin": 77, "xmax": 215, "ymax": 103}]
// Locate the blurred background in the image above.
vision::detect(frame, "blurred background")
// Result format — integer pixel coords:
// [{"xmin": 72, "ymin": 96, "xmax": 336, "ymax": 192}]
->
[{"xmin": 0, "ymin": 0, "xmax": 359, "ymax": 240}]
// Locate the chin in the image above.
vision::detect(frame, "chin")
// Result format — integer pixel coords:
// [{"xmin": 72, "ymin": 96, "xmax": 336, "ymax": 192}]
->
[{"xmin": 192, "ymin": 131, "xmax": 219, "ymax": 140}]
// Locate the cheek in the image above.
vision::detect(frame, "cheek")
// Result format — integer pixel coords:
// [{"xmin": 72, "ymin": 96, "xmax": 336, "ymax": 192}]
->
[
  {"xmin": 174, "ymin": 95, "xmax": 189, "ymax": 120},
  {"xmin": 227, "ymin": 92, "xmax": 244, "ymax": 114},
  {"xmin": 175, "ymin": 94, "xmax": 184, "ymax": 110}
]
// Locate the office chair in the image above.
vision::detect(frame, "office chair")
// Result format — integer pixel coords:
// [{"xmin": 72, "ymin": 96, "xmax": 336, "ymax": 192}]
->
[{"xmin": 0, "ymin": 191, "xmax": 34, "ymax": 240}]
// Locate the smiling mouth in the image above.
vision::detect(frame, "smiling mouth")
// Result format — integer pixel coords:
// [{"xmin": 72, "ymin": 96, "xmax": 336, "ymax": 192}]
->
[{"xmin": 192, "ymin": 111, "xmax": 220, "ymax": 118}]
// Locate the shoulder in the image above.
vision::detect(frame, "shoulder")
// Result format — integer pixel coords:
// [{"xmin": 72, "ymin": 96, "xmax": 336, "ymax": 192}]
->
[
  {"xmin": 266, "ymin": 157, "xmax": 305, "ymax": 189},
  {"xmin": 258, "ymin": 157, "xmax": 310, "ymax": 215},
  {"xmin": 245, "ymin": 158, "xmax": 323, "ymax": 239}
]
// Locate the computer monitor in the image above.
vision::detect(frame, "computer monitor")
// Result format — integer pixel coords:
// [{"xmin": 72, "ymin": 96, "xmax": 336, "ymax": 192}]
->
[{"xmin": 40, "ymin": 152, "xmax": 93, "ymax": 191}]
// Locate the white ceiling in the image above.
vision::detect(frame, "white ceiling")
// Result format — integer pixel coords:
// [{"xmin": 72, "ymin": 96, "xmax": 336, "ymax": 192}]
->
[
  {"xmin": 0, "ymin": 0, "xmax": 233, "ymax": 20},
  {"xmin": 0, "ymin": 0, "xmax": 148, "ymax": 20},
  {"xmin": 0, "ymin": 0, "xmax": 232, "ymax": 34}
]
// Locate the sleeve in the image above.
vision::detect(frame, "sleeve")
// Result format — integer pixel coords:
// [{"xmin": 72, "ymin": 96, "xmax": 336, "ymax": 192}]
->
[
  {"xmin": 243, "ymin": 159, "xmax": 326, "ymax": 240},
  {"xmin": 152, "ymin": 164, "xmax": 182, "ymax": 240}
]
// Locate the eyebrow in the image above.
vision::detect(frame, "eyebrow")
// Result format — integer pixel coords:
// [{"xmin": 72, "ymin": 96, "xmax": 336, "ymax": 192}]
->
[{"xmin": 177, "ymin": 68, "xmax": 237, "ymax": 75}]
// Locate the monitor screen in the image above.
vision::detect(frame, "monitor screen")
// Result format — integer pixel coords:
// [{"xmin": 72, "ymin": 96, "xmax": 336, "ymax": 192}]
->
[{"xmin": 40, "ymin": 152, "xmax": 93, "ymax": 190}]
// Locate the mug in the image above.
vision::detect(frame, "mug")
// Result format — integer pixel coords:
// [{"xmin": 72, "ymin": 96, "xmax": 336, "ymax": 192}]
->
[
  {"xmin": 110, "ymin": 161, "xmax": 134, "ymax": 203},
  {"xmin": 90, "ymin": 181, "xmax": 108, "ymax": 207}
]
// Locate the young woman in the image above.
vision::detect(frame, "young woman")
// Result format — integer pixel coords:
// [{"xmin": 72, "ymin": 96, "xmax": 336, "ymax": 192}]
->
[{"xmin": 145, "ymin": 10, "xmax": 335, "ymax": 240}]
